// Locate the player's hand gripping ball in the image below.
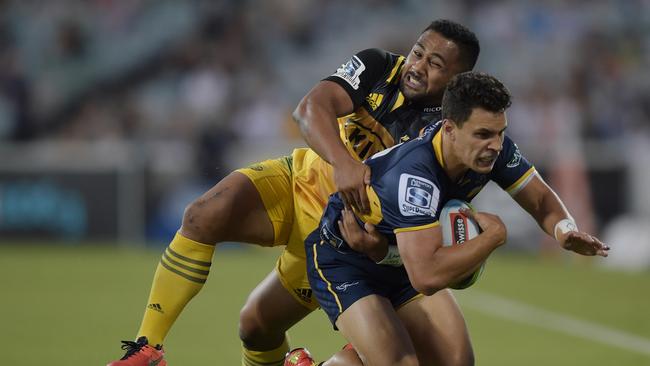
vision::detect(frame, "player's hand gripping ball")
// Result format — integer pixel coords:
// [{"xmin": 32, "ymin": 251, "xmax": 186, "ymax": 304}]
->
[{"xmin": 440, "ymin": 199, "xmax": 485, "ymax": 289}]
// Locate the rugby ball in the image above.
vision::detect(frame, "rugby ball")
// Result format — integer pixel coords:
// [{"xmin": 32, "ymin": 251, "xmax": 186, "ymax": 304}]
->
[{"xmin": 440, "ymin": 199, "xmax": 485, "ymax": 289}]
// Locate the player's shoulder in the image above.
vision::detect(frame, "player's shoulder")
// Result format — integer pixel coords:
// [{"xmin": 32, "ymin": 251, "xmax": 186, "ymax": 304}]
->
[
  {"xmin": 368, "ymin": 125, "xmax": 436, "ymax": 166},
  {"xmin": 495, "ymin": 134, "xmax": 522, "ymax": 166},
  {"xmin": 370, "ymin": 136, "xmax": 439, "ymax": 191},
  {"xmin": 502, "ymin": 134, "xmax": 517, "ymax": 148},
  {"xmin": 355, "ymin": 48, "xmax": 398, "ymax": 62},
  {"xmin": 325, "ymin": 48, "xmax": 403, "ymax": 101},
  {"xmin": 420, "ymin": 120, "xmax": 443, "ymax": 138},
  {"xmin": 354, "ymin": 48, "xmax": 403, "ymax": 73},
  {"xmin": 397, "ymin": 122, "xmax": 440, "ymax": 158}
]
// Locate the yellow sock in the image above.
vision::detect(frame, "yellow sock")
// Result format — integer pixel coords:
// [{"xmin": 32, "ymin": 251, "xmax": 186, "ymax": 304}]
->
[
  {"xmin": 242, "ymin": 337, "xmax": 289, "ymax": 366},
  {"xmin": 136, "ymin": 232, "xmax": 215, "ymax": 346}
]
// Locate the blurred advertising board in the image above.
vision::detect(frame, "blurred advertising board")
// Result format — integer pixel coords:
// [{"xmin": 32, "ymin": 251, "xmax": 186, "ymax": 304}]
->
[{"xmin": 0, "ymin": 142, "xmax": 144, "ymax": 243}]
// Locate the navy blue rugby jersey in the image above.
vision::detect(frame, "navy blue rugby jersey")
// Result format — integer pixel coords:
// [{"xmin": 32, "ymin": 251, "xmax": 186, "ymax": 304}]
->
[
  {"xmin": 324, "ymin": 48, "xmax": 443, "ymax": 161},
  {"xmin": 317, "ymin": 121, "xmax": 537, "ymax": 251}
]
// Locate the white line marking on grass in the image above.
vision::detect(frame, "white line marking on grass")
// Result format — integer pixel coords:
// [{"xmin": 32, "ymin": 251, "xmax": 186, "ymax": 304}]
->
[{"xmin": 458, "ymin": 290, "xmax": 650, "ymax": 357}]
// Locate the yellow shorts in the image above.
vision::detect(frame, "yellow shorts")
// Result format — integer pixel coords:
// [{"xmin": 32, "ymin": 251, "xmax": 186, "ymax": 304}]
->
[
  {"xmin": 236, "ymin": 156, "xmax": 294, "ymax": 247},
  {"xmin": 237, "ymin": 148, "xmax": 336, "ymax": 310}
]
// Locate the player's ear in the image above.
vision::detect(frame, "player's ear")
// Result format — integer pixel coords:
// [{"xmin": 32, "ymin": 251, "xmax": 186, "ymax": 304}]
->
[{"xmin": 443, "ymin": 119, "xmax": 456, "ymax": 140}]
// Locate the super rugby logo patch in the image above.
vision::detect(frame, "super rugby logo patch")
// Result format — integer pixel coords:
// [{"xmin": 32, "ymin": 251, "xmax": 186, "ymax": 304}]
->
[
  {"xmin": 398, "ymin": 174, "xmax": 439, "ymax": 217},
  {"xmin": 334, "ymin": 56, "xmax": 366, "ymax": 90}
]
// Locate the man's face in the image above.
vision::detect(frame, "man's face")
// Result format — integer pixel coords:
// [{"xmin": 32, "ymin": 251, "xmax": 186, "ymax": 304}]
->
[
  {"xmin": 448, "ymin": 108, "xmax": 507, "ymax": 174},
  {"xmin": 400, "ymin": 30, "xmax": 466, "ymax": 105}
]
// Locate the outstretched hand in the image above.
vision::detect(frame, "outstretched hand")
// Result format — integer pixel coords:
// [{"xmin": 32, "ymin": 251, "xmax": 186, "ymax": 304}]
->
[
  {"xmin": 333, "ymin": 158, "xmax": 371, "ymax": 214},
  {"xmin": 338, "ymin": 206, "xmax": 388, "ymax": 262},
  {"xmin": 560, "ymin": 231, "xmax": 610, "ymax": 257}
]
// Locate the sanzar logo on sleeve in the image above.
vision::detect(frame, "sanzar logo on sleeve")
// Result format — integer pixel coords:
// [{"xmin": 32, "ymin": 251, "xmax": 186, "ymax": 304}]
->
[
  {"xmin": 398, "ymin": 174, "xmax": 439, "ymax": 216},
  {"xmin": 333, "ymin": 55, "xmax": 366, "ymax": 90}
]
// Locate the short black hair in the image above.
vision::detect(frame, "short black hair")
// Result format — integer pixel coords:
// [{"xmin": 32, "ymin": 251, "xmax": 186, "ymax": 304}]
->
[
  {"xmin": 423, "ymin": 20, "xmax": 480, "ymax": 71},
  {"xmin": 442, "ymin": 71, "xmax": 512, "ymax": 126}
]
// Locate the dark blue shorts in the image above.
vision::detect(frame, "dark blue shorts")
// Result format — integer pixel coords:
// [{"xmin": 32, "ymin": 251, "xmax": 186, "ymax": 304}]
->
[{"xmin": 305, "ymin": 230, "xmax": 420, "ymax": 328}]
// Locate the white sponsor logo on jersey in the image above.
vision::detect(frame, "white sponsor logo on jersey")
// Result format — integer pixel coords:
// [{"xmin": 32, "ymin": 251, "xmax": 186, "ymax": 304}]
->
[
  {"xmin": 333, "ymin": 56, "xmax": 366, "ymax": 90},
  {"xmin": 398, "ymin": 174, "xmax": 439, "ymax": 217}
]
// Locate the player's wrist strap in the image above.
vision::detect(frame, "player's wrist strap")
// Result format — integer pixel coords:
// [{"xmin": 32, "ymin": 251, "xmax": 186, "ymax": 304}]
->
[
  {"xmin": 376, "ymin": 245, "xmax": 403, "ymax": 267},
  {"xmin": 554, "ymin": 218, "xmax": 578, "ymax": 241}
]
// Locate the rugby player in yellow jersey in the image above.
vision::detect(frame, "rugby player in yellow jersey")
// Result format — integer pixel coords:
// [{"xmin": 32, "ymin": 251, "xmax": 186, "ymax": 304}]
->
[{"xmin": 108, "ymin": 20, "xmax": 480, "ymax": 366}]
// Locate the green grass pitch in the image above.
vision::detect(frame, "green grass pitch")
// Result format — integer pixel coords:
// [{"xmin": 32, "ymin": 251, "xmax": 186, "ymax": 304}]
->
[{"xmin": 1, "ymin": 244, "xmax": 649, "ymax": 365}]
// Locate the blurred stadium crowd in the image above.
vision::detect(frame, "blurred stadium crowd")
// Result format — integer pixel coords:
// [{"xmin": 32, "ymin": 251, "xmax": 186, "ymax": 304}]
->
[{"xmin": 0, "ymin": 0, "xmax": 648, "ymax": 265}]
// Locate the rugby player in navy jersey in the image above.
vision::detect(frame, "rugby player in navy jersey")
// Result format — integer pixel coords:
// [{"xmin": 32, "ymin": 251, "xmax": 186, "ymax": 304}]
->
[
  {"xmin": 108, "ymin": 20, "xmax": 482, "ymax": 366},
  {"xmin": 286, "ymin": 72, "xmax": 608, "ymax": 366}
]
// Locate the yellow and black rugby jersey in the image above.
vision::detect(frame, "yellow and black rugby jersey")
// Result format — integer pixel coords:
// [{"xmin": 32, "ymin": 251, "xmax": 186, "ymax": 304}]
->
[
  {"xmin": 324, "ymin": 48, "xmax": 443, "ymax": 162},
  {"xmin": 317, "ymin": 121, "xmax": 537, "ymax": 250}
]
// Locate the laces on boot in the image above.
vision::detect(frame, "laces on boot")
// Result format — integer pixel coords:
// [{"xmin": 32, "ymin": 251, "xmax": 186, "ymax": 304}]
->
[{"xmin": 119, "ymin": 337, "xmax": 150, "ymax": 360}]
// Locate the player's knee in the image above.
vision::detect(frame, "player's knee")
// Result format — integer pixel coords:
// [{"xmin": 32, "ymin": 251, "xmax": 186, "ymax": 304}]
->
[
  {"xmin": 238, "ymin": 302, "xmax": 269, "ymax": 346},
  {"xmin": 181, "ymin": 192, "xmax": 235, "ymax": 244},
  {"xmin": 238, "ymin": 304, "xmax": 258, "ymax": 343},
  {"xmin": 181, "ymin": 199, "xmax": 216, "ymax": 243}
]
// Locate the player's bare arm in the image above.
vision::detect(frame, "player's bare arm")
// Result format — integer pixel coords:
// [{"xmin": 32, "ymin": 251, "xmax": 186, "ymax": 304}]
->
[
  {"xmin": 513, "ymin": 174, "xmax": 609, "ymax": 257},
  {"xmin": 395, "ymin": 211, "xmax": 506, "ymax": 295},
  {"xmin": 293, "ymin": 81, "xmax": 371, "ymax": 213}
]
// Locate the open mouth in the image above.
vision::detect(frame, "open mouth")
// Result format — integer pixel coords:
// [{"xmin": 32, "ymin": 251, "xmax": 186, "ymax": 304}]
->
[
  {"xmin": 477, "ymin": 156, "xmax": 496, "ymax": 167},
  {"xmin": 404, "ymin": 72, "xmax": 424, "ymax": 90}
]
